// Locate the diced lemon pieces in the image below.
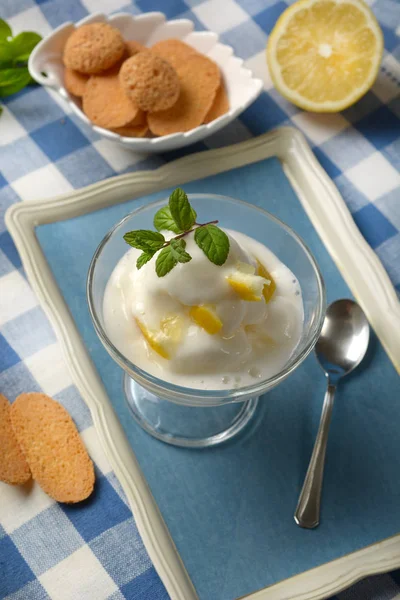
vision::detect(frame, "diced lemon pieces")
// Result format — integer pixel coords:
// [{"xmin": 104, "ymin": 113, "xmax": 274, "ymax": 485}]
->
[
  {"xmin": 226, "ymin": 271, "xmax": 266, "ymax": 302},
  {"xmin": 236, "ymin": 261, "xmax": 256, "ymax": 275},
  {"xmin": 256, "ymin": 259, "xmax": 276, "ymax": 303},
  {"xmin": 160, "ymin": 315, "xmax": 184, "ymax": 342},
  {"xmin": 267, "ymin": 0, "xmax": 383, "ymax": 112},
  {"xmin": 135, "ymin": 315, "xmax": 184, "ymax": 359},
  {"xmin": 189, "ymin": 305, "xmax": 223, "ymax": 335},
  {"xmin": 135, "ymin": 319, "xmax": 170, "ymax": 359},
  {"xmin": 227, "ymin": 259, "xmax": 276, "ymax": 302}
]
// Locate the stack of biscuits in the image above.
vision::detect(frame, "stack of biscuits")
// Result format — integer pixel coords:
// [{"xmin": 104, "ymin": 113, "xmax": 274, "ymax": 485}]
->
[
  {"xmin": 63, "ymin": 23, "xmax": 229, "ymax": 138},
  {"xmin": 0, "ymin": 393, "xmax": 95, "ymax": 504}
]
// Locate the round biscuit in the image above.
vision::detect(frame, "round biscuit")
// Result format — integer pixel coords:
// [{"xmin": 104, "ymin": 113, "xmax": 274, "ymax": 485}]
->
[
  {"xmin": 11, "ymin": 393, "xmax": 95, "ymax": 504},
  {"xmin": 83, "ymin": 71, "xmax": 141, "ymax": 129},
  {"xmin": 147, "ymin": 53, "xmax": 221, "ymax": 136},
  {"xmin": 63, "ymin": 23, "xmax": 125, "ymax": 74},
  {"xmin": 119, "ymin": 52, "xmax": 180, "ymax": 113},
  {"xmin": 64, "ymin": 68, "xmax": 89, "ymax": 97},
  {"xmin": 0, "ymin": 394, "xmax": 31, "ymax": 486}
]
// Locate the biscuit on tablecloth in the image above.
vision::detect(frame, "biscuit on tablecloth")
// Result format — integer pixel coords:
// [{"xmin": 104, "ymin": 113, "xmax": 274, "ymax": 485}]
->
[
  {"xmin": 11, "ymin": 393, "xmax": 95, "ymax": 503},
  {"xmin": 0, "ymin": 394, "xmax": 31, "ymax": 485}
]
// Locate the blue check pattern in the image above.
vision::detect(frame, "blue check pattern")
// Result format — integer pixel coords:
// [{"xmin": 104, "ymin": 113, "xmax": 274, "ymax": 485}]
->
[{"xmin": 0, "ymin": 0, "xmax": 399, "ymax": 598}]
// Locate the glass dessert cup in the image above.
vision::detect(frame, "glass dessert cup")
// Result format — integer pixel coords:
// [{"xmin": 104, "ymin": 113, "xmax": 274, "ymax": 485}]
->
[{"xmin": 87, "ymin": 194, "xmax": 325, "ymax": 448}]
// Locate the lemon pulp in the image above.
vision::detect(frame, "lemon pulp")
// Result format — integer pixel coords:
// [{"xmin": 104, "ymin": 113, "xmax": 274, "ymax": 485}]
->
[{"xmin": 267, "ymin": 0, "xmax": 383, "ymax": 112}]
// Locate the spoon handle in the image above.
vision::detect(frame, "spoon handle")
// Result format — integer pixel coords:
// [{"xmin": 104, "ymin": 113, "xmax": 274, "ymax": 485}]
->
[{"xmin": 294, "ymin": 383, "xmax": 336, "ymax": 529}]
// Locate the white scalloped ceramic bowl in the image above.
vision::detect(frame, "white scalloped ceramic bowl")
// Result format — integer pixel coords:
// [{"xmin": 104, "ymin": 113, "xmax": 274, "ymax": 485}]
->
[{"xmin": 29, "ymin": 12, "xmax": 263, "ymax": 153}]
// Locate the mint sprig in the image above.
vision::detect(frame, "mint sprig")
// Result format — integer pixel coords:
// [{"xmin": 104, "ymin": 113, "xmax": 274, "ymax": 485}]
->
[
  {"xmin": 0, "ymin": 18, "xmax": 42, "ymax": 108},
  {"xmin": 124, "ymin": 188, "xmax": 230, "ymax": 277}
]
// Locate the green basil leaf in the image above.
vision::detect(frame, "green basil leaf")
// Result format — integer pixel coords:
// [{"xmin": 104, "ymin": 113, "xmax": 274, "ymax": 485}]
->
[
  {"xmin": 0, "ymin": 19, "xmax": 12, "ymax": 41},
  {"xmin": 136, "ymin": 251, "xmax": 156, "ymax": 270},
  {"xmin": 10, "ymin": 32, "xmax": 42, "ymax": 58},
  {"xmin": 156, "ymin": 246, "xmax": 178, "ymax": 277},
  {"xmin": 170, "ymin": 239, "xmax": 192, "ymax": 264},
  {"xmin": 153, "ymin": 206, "xmax": 182, "ymax": 234},
  {"xmin": 0, "ymin": 68, "xmax": 31, "ymax": 97},
  {"xmin": 169, "ymin": 188, "xmax": 196, "ymax": 232},
  {"xmin": 123, "ymin": 230, "xmax": 165, "ymax": 252},
  {"xmin": 194, "ymin": 225, "xmax": 230, "ymax": 266}
]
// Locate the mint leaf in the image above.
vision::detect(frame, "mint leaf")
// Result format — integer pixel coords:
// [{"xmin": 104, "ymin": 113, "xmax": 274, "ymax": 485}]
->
[
  {"xmin": 137, "ymin": 251, "xmax": 156, "ymax": 269},
  {"xmin": 154, "ymin": 206, "xmax": 182, "ymax": 234},
  {"xmin": 156, "ymin": 246, "xmax": 177, "ymax": 277},
  {"xmin": 0, "ymin": 68, "xmax": 31, "ymax": 97},
  {"xmin": 0, "ymin": 68, "xmax": 26, "ymax": 86},
  {"xmin": 0, "ymin": 19, "xmax": 12, "ymax": 41},
  {"xmin": 0, "ymin": 22, "xmax": 40, "ymax": 98},
  {"xmin": 13, "ymin": 53, "xmax": 32, "ymax": 67},
  {"xmin": 169, "ymin": 188, "xmax": 196, "ymax": 232},
  {"xmin": 10, "ymin": 32, "xmax": 42, "ymax": 59},
  {"xmin": 123, "ymin": 230, "xmax": 165, "ymax": 252},
  {"xmin": 170, "ymin": 239, "xmax": 192, "ymax": 264},
  {"xmin": 194, "ymin": 225, "xmax": 229, "ymax": 266},
  {"xmin": 0, "ymin": 42, "xmax": 13, "ymax": 69}
]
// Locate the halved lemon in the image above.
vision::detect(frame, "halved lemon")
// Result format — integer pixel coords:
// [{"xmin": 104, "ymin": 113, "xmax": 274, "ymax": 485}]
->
[
  {"xmin": 267, "ymin": 0, "xmax": 383, "ymax": 112},
  {"xmin": 189, "ymin": 305, "xmax": 223, "ymax": 335}
]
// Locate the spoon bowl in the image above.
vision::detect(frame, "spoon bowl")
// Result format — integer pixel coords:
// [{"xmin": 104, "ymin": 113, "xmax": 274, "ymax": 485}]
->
[{"xmin": 316, "ymin": 299, "xmax": 370, "ymax": 382}]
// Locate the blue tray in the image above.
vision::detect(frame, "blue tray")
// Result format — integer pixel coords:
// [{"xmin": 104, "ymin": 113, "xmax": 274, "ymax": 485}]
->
[{"xmin": 36, "ymin": 156, "xmax": 400, "ymax": 600}]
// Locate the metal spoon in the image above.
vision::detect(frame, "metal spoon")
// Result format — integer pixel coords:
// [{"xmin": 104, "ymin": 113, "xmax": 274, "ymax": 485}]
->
[{"xmin": 294, "ymin": 299, "xmax": 370, "ymax": 529}]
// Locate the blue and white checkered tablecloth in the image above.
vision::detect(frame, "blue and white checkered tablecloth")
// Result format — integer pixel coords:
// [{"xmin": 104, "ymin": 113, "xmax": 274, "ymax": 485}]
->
[{"xmin": 0, "ymin": 0, "xmax": 399, "ymax": 598}]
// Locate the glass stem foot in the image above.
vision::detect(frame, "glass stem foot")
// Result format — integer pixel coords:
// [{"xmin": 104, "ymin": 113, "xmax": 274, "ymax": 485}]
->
[{"xmin": 123, "ymin": 374, "xmax": 259, "ymax": 448}]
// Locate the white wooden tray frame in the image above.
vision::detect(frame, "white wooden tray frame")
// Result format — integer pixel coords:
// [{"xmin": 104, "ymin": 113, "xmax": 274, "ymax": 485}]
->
[{"xmin": 6, "ymin": 128, "xmax": 400, "ymax": 600}]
